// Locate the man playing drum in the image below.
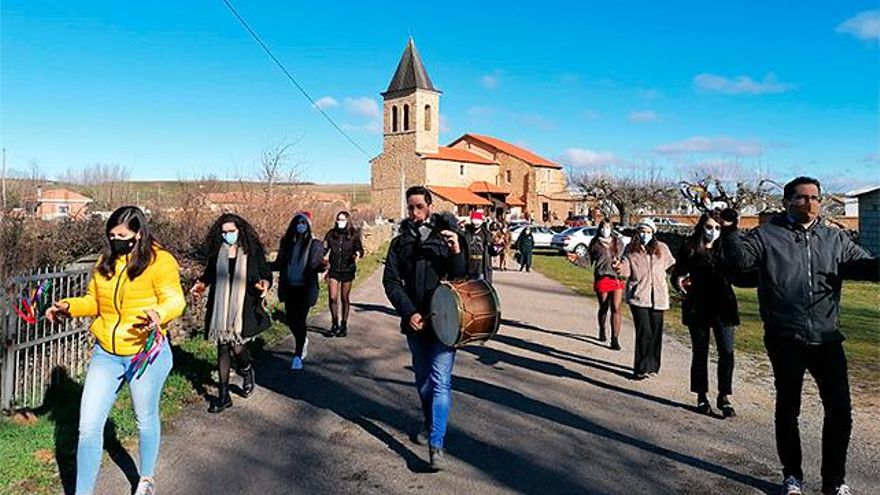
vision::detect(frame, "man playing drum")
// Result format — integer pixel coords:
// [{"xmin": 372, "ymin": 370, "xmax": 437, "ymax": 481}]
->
[{"xmin": 383, "ymin": 185, "xmax": 467, "ymax": 471}]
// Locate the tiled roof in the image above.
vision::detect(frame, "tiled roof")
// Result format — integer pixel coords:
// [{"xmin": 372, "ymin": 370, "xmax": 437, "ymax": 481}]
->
[
  {"xmin": 428, "ymin": 186, "xmax": 492, "ymax": 206},
  {"xmin": 382, "ymin": 38, "xmax": 438, "ymax": 97},
  {"xmin": 468, "ymin": 181, "xmax": 509, "ymax": 195},
  {"xmin": 506, "ymin": 195, "xmax": 526, "ymax": 207},
  {"xmin": 454, "ymin": 134, "xmax": 561, "ymax": 169},
  {"xmin": 421, "ymin": 146, "xmax": 497, "ymax": 165}
]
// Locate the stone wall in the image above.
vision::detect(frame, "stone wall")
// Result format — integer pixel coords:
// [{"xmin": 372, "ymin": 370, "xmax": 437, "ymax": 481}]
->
[
  {"xmin": 858, "ymin": 190, "xmax": 880, "ymax": 256},
  {"xmin": 425, "ymin": 158, "xmax": 499, "ymax": 186}
]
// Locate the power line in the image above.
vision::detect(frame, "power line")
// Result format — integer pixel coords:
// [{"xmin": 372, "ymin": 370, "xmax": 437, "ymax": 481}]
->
[{"xmin": 219, "ymin": 0, "xmax": 374, "ymax": 158}]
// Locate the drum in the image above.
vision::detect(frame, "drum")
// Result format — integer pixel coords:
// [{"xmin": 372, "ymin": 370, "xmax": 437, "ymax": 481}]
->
[{"xmin": 430, "ymin": 279, "xmax": 501, "ymax": 347}]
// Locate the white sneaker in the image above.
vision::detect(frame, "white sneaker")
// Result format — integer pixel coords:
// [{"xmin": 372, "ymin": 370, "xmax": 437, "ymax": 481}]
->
[
  {"xmin": 134, "ymin": 478, "xmax": 156, "ymax": 495},
  {"xmin": 290, "ymin": 356, "xmax": 303, "ymax": 371},
  {"xmin": 302, "ymin": 337, "xmax": 309, "ymax": 359},
  {"xmin": 825, "ymin": 484, "xmax": 852, "ymax": 495},
  {"xmin": 782, "ymin": 476, "xmax": 803, "ymax": 495}
]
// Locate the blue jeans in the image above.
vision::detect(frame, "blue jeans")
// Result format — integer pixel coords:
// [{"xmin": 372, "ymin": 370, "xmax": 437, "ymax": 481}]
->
[
  {"xmin": 76, "ymin": 341, "xmax": 173, "ymax": 495},
  {"xmin": 407, "ymin": 332, "xmax": 456, "ymax": 449}
]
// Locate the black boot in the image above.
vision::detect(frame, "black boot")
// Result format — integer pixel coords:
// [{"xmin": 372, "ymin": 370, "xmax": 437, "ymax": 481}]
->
[
  {"xmin": 717, "ymin": 395, "xmax": 736, "ymax": 418},
  {"xmin": 208, "ymin": 385, "xmax": 232, "ymax": 413},
  {"xmin": 598, "ymin": 328, "xmax": 607, "ymax": 342},
  {"xmin": 328, "ymin": 323, "xmax": 339, "ymax": 337},
  {"xmin": 610, "ymin": 336, "xmax": 621, "ymax": 350},
  {"xmin": 695, "ymin": 393, "xmax": 711, "ymax": 415},
  {"xmin": 241, "ymin": 366, "xmax": 255, "ymax": 398},
  {"xmin": 337, "ymin": 322, "xmax": 348, "ymax": 338}
]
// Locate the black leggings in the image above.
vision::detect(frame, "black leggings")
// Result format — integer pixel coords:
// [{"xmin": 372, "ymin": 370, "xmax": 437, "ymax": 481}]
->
[
  {"xmin": 217, "ymin": 343, "xmax": 251, "ymax": 387},
  {"xmin": 285, "ymin": 287, "xmax": 312, "ymax": 356}
]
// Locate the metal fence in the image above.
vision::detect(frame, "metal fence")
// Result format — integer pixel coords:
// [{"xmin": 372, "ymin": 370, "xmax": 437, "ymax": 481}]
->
[{"xmin": 1, "ymin": 265, "xmax": 93, "ymax": 410}]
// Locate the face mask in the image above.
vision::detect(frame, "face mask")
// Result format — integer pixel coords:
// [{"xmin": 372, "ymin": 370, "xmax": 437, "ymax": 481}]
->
[
  {"xmin": 472, "ymin": 220, "xmax": 483, "ymax": 228},
  {"xmin": 601, "ymin": 227, "xmax": 612, "ymax": 238},
  {"xmin": 524, "ymin": 229, "xmax": 531, "ymax": 234},
  {"xmin": 222, "ymin": 232, "xmax": 238, "ymax": 245},
  {"xmin": 110, "ymin": 237, "xmax": 136, "ymax": 256},
  {"xmin": 639, "ymin": 232, "xmax": 653, "ymax": 245},
  {"xmin": 336, "ymin": 220, "xmax": 347, "ymax": 229},
  {"xmin": 703, "ymin": 227, "xmax": 720, "ymax": 242},
  {"xmin": 296, "ymin": 223, "xmax": 308, "ymax": 235}
]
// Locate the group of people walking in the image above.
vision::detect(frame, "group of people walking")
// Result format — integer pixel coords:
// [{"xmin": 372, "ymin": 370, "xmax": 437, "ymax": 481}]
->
[
  {"xmin": 45, "ymin": 206, "xmax": 364, "ymax": 494},
  {"xmin": 42, "ymin": 176, "xmax": 877, "ymax": 495}
]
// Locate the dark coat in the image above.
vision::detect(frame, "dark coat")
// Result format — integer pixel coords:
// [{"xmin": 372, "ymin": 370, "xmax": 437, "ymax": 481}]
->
[
  {"xmin": 515, "ymin": 232, "xmax": 535, "ymax": 254},
  {"xmin": 464, "ymin": 224, "xmax": 495, "ymax": 282},
  {"xmin": 382, "ymin": 215, "xmax": 467, "ymax": 334},
  {"xmin": 672, "ymin": 243, "xmax": 739, "ymax": 328},
  {"xmin": 722, "ymin": 214, "xmax": 878, "ymax": 343},
  {"xmin": 323, "ymin": 227, "xmax": 364, "ymax": 274},
  {"xmin": 274, "ymin": 237, "xmax": 326, "ymax": 308},
  {"xmin": 199, "ymin": 246, "xmax": 273, "ymax": 339}
]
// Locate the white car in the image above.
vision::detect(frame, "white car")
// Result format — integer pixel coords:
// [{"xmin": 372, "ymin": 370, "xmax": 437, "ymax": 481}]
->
[
  {"xmin": 551, "ymin": 227, "xmax": 631, "ymax": 257},
  {"xmin": 509, "ymin": 224, "xmax": 555, "ymax": 248},
  {"xmin": 642, "ymin": 217, "xmax": 691, "ymax": 228}
]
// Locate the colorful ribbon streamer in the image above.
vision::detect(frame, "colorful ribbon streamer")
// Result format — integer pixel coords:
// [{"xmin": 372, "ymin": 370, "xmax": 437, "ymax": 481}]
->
[
  {"xmin": 118, "ymin": 319, "xmax": 165, "ymax": 389},
  {"xmin": 11, "ymin": 280, "xmax": 53, "ymax": 325}
]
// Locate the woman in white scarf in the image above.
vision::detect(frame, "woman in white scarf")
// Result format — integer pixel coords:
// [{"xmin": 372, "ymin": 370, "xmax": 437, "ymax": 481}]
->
[{"xmin": 191, "ymin": 214, "xmax": 272, "ymax": 413}]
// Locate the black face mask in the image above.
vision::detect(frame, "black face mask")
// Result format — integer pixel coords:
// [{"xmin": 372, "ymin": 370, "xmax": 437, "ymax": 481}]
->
[{"xmin": 109, "ymin": 238, "xmax": 136, "ymax": 256}]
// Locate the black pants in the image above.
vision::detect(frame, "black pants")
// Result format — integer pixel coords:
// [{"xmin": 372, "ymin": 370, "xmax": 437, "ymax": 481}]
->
[
  {"xmin": 688, "ymin": 324, "xmax": 735, "ymax": 395},
  {"xmin": 630, "ymin": 306, "xmax": 664, "ymax": 375},
  {"xmin": 285, "ymin": 287, "xmax": 312, "ymax": 357},
  {"xmin": 765, "ymin": 336, "xmax": 851, "ymax": 488},
  {"xmin": 519, "ymin": 251, "xmax": 532, "ymax": 272}
]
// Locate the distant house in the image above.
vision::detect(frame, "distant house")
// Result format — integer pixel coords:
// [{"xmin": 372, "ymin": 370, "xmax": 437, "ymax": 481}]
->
[
  {"xmin": 847, "ymin": 185, "xmax": 880, "ymax": 256},
  {"xmin": 201, "ymin": 190, "xmax": 350, "ymax": 213},
  {"xmin": 26, "ymin": 187, "xmax": 93, "ymax": 220}
]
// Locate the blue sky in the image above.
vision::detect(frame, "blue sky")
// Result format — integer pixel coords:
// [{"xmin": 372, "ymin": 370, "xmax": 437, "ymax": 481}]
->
[{"xmin": 2, "ymin": 1, "xmax": 878, "ymax": 191}]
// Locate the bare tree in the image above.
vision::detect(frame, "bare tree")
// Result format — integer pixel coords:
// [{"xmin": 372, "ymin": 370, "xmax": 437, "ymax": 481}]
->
[
  {"xmin": 572, "ymin": 170, "xmax": 677, "ymax": 225},
  {"xmin": 259, "ymin": 140, "xmax": 302, "ymax": 198}
]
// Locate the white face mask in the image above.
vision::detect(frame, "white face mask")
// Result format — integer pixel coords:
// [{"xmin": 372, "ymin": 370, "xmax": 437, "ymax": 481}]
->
[
  {"xmin": 703, "ymin": 226, "xmax": 720, "ymax": 242},
  {"xmin": 336, "ymin": 220, "xmax": 347, "ymax": 229},
  {"xmin": 472, "ymin": 220, "xmax": 483, "ymax": 228},
  {"xmin": 296, "ymin": 223, "xmax": 308, "ymax": 234},
  {"xmin": 639, "ymin": 232, "xmax": 653, "ymax": 245},
  {"xmin": 601, "ymin": 227, "xmax": 612, "ymax": 238}
]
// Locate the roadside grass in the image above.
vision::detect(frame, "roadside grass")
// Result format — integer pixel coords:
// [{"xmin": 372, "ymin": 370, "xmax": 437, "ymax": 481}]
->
[
  {"xmin": 0, "ymin": 242, "xmax": 389, "ymax": 495},
  {"xmin": 530, "ymin": 251, "xmax": 880, "ymax": 391}
]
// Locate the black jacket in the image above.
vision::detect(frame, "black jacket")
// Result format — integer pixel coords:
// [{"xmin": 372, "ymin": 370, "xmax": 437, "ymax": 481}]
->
[
  {"xmin": 672, "ymin": 243, "xmax": 739, "ymax": 328},
  {"xmin": 199, "ymin": 246, "xmax": 273, "ymax": 339},
  {"xmin": 323, "ymin": 228, "xmax": 364, "ymax": 274},
  {"xmin": 722, "ymin": 214, "xmax": 878, "ymax": 343},
  {"xmin": 273, "ymin": 237, "xmax": 326, "ymax": 308},
  {"xmin": 464, "ymin": 224, "xmax": 495, "ymax": 282},
  {"xmin": 383, "ymin": 215, "xmax": 467, "ymax": 334}
]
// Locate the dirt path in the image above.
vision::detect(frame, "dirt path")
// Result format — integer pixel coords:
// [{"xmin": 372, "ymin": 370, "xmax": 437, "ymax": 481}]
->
[{"xmin": 96, "ymin": 268, "xmax": 880, "ymax": 494}]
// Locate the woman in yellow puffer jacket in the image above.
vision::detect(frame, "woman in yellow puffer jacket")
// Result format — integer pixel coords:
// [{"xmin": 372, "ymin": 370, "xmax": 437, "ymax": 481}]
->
[{"xmin": 45, "ymin": 206, "xmax": 185, "ymax": 495}]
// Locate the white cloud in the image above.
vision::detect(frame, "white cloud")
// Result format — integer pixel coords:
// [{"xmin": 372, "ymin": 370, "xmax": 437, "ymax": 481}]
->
[
  {"xmin": 341, "ymin": 121, "xmax": 382, "ymax": 135},
  {"xmin": 344, "ymin": 97, "xmax": 380, "ymax": 118},
  {"xmin": 693, "ymin": 73, "xmax": 795, "ymax": 95},
  {"xmin": 836, "ymin": 10, "xmax": 880, "ymax": 41},
  {"xmin": 860, "ymin": 152, "xmax": 880, "ymax": 163},
  {"xmin": 313, "ymin": 96, "xmax": 338, "ymax": 110},
  {"xmin": 481, "ymin": 74, "xmax": 500, "ymax": 90},
  {"xmin": 655, "ymin": 136, "xmax": 765, "ymax": 156},
  {"xmin": 559, "ymin": 148, "xmax": 618, "ymax": 168},
  {"xmin": 628, "ymin": 110, "xmax": 658, "ymax": 123}
]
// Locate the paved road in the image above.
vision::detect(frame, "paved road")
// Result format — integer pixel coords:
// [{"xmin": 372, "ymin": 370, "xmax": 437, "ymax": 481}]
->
[{"xmin": 97, "ymin": 268, "xmax": 879, "ymax": 494}]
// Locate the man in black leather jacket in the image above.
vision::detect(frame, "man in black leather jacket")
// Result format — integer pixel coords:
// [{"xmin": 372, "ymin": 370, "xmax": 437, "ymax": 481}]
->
[
  {"xmin": 382, "ymin": 186, "xmax": 466, "ymax": 471},
  {"xmin": 721, "ymin": 176, "xmax": 878, "ymax": 495}
]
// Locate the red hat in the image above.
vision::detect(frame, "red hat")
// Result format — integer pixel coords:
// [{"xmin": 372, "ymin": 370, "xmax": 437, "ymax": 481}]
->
[{"xmin": 470, "ymin": 211, "xmax": 484, "ymax": 221}]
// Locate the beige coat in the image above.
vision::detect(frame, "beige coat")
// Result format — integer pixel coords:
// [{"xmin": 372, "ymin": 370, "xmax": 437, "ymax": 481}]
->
[{"xmin": 618, "ymin": 242, "xmax": 676, "ymax": 310}]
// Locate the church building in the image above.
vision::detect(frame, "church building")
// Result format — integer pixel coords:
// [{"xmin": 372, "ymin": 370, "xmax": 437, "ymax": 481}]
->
[{"xmin": 370, "ymin": 39, "xmax": 584, "ymax": 222}]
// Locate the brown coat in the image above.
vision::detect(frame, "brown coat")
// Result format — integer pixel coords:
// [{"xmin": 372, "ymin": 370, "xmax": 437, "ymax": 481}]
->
[{"xmin": 618, "ymin": 242, "xmax": 676, "ymax": 310}]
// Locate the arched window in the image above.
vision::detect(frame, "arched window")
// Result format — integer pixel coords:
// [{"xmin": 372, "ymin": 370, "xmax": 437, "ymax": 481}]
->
[
  {"xmin": 424, "ymin": 105, "xmax": 432, "ymax": 131},
  {"xmin": 403, "ymin": 104, "xmax": 410, "ymax": 131},
  {"xmin": 392, "ymin": 106, "xmax": 399, "ymax": 132}
]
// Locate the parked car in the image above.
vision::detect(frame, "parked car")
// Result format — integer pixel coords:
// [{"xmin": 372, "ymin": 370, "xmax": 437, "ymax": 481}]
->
[
  {"xmin": 509, "ymin": 224, "xmax": 555, "ymax": 248},
  {"xmin": 551, "ymin": 226, "xmax": 631, "ymax": 257},
  {"xmin": 564, "ymin": 214, "xmax": 591, "ymax": 227},
  {"xmin": 642, "ymin": 217, "xmax": 691, "ymax": 228}
]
